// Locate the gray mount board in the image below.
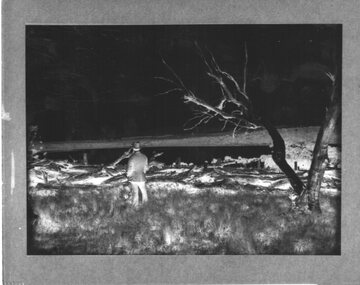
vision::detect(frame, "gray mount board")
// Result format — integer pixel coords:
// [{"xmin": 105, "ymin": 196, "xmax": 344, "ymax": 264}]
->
[{"xmin": 2, "ymin": 0, "xmax": 360, "ymax": 284}]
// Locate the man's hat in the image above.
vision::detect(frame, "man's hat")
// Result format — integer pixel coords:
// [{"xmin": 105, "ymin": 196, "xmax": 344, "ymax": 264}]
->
[{"xmin": 132, "ymin": 141, "xmax": 141, "ymax": 151}]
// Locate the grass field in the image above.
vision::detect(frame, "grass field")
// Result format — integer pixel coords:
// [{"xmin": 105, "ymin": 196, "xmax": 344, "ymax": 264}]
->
[{"xmin": 28, "ymin": 161, "xmax": 341, "ymax": 255}]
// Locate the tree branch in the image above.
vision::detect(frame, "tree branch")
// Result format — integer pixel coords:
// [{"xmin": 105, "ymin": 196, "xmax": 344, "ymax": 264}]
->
[
  {"xmin": 243, "ymin": 42, "xmax": 248, "ymax": 94},
  {"xmin": 183, "ymin": 91, "xmax": 236, "ymax": 120},
  {"xmin": 160, "ymin": 43, "xmax": 260, "ymax": 134},
  {"xmin": 195, "ymin": 43, "xmax": 250, "ymax": 111}
]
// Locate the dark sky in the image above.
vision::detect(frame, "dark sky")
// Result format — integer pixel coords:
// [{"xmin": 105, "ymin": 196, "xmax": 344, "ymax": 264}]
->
[{"xmin": 26, "ymin": 25, "xmax": 341, "ymax": 142}]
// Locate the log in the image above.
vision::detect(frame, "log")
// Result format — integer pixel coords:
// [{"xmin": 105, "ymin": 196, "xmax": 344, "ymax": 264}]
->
[{"xmin": 31, "ymin": 126, "xmax": 340, "ymax": 153}]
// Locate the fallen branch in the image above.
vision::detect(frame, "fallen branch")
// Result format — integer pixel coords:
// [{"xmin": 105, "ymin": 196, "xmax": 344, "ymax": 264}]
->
[{"xmin": 109, "ymin": 148, "xmax": 133, "ymax": 168}]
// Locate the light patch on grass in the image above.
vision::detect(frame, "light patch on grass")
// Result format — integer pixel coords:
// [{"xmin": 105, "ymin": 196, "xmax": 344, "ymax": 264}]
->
[
  {"xmin": 211, "ymin": 187, "xmax": 238, "ymax": 196},
  {"xmin": 115, "ymin": 237, "xmax": 132, "ymax": 249},
  {"xmin": 37, "ymin": 214, "xmax": 62, "ymax": 233},
  {"xmin": 293, "ymin": 238, "xmax": 314, "ymax": 254},
  {"xmin": 215, "ymin": 222, "xmax": 232, "ymax": 240},
  {"xmin": 30, "ymin": 189, "xmax": 57, "ymax": 197},
  {"xmin": 254, "ymin": 227, "xmax": 281, "ymax": 246},
  {"xmin": 240, "ymin": 203, "xmax": 250, "ymax": 211}
]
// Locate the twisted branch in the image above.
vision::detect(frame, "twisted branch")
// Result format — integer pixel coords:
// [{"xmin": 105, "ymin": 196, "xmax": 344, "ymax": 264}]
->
[{"xmin": 160, "ymin": 44, "xmax": 260, "ymax": 135}]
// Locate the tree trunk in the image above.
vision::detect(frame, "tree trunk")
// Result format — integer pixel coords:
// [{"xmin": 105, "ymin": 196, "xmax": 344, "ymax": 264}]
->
[
  {"xmin": 306, "ymin": 76, "xmax": 340, "ymax": 212},
  {"xmin": 260, "ymin": 118, "xmax": 304, "ymax": 195}
]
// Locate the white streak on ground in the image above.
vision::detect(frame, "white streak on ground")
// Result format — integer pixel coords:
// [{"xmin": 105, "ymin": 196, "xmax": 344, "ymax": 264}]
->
[
  {"xmin": 59, "ymin": 167, "xmax": 88, "ymax": 174},
  {"xmin": 70, "ymin": 176, "xmax": 112, "ymax": 186},
  {"xmin": 159, "ymin": 168, "xmax": 189, "ymax": 174}
]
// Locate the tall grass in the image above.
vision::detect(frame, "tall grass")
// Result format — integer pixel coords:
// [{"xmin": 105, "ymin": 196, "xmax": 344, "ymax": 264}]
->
[{"xmin": 29, "ymin": 181, "xmax": 340, "ymax": 255}]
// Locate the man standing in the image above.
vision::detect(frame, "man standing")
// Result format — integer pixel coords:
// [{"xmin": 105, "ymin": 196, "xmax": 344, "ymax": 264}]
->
[{"xmin": 126, "ymin": 142, "xmax": 149, "ymax": 207}]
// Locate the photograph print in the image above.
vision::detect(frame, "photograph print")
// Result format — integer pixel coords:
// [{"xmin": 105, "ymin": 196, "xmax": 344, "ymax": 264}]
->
[{"xmin": 26, "ymin": 24, "xmax": 341, "ymax": 255}]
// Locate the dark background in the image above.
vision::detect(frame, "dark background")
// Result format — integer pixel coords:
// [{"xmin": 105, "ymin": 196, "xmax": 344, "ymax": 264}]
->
[{"xmin": 26, "ymin": 25, "xmax": 341, "ymax": 142}]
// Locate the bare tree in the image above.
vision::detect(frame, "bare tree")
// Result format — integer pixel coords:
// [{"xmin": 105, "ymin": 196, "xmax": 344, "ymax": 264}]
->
[
  {"xmin": 160, "ymin": 43, "xmax": 341, "ymax": 212},
  {"xmin": 298, "ymin": 70, "xmax": 340, "ymax": 212},
  {"xmin": 160, "ymin": 43, "xmax": 305, "ymax": 196}
]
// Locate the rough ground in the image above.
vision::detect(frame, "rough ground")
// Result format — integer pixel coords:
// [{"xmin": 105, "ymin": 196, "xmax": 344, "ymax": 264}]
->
[{"xmin": 28, "ymin": 157, "xmax": 341, "ymax": 255}]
